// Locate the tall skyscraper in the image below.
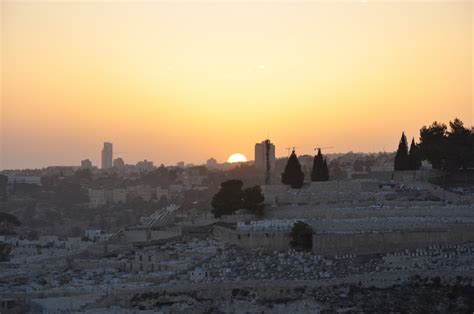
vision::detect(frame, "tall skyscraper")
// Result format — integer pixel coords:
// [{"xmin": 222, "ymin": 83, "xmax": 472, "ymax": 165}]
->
[
  {"xmin": 255, "ymin": 139, "xmax": 276, "ymax": 184},
  {"xmin": 101, "ymin": 142, "xmax": 113, "ymax": 169}
]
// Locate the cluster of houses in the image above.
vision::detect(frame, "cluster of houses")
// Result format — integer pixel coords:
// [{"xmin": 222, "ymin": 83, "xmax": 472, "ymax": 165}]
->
[{"xmin": 0, "ymin": 229, "xmax": 113, "ymax": 264}]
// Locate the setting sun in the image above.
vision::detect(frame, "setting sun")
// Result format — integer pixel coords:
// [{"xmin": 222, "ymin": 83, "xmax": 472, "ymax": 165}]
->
[{"xmin": 227, "ymin": 153, "xmax": 248, "ymax": 163}]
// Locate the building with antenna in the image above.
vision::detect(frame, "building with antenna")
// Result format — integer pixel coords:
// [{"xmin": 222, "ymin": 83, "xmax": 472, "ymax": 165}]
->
[{"xmin": 255, "ymin": 139, "xmax": 276, "ymax": 184}]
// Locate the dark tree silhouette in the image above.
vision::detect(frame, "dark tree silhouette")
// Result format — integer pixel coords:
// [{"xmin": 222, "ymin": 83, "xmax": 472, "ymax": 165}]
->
[
  {"xmin": 290, "ymin": 221, "xmax": 313, "ymax": 251},
  {"xmin": 281, "ymin": 150, "xmax": 305, "ymax": 188},
  {"xmin": 242, "ymin": 185, "xmax": 265, "ymax": 217},
  {"xmin": 211, "ymin": 181, "xmax": 265, "ymax": 218},
  {"xmin": 419, "ymin": 121, "xmax": 447, "ymax": 170},
  {"xmin": 445, "ymin": 118, "xmax": 471, "ymax": 171},
  {"xmin": 408, "ymin": 138, "xmax": 422, "ymax": 170},
  {"xmin": 0, "ymin": 243, "xmax": 12, "ymax": 262},
  {"xmin": 311, "ymin": 149, "xmax": 329, "ymax": 181},
  {"xmin": 211, "ymin": 180, "xmax": 244, "ymax": 218},
  {"xmin": 394, "ymin": 132, "xmax": 410, "ymax": 171},
  {"xmin": 74, "ymin": 168, "xmax": 93, "ymax": 183},
  {"xmin": 141, "ymin": 164, "xmax": 178, "ymax": 187},
  {"xmin": 55, "ymin": 181, "xmax": 88, "ymax": 206},
  {"xmin": 0, "ymin": 212, "xmax": 20, "ymax": 227},
  {"xmin": 0, "ymin": 174, "xmax": 7, "ymax": 201},
  {"xmin": 0, "ymin": 212, "xmax": 21, "ymax": 235}
]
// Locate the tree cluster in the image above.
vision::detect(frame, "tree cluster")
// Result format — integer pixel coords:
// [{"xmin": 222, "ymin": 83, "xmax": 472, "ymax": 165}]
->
[
  {"xmin": 311, "ymin": 149, "xmax": 329, "ymax": 181},
  {"xmin": 0, "ymin": 212, "xmax": 21, "ymax": 235},
  {"xmin": 290, "ymin": 221, "xmax": 313, "ymax": 251},
  {"xmin": 418, "ymin": 118, "xmax": 473, "ymax": 171},
  {"xmin": 211, "ymin": 180, "xmax": 264, "ymax": 218},
  {"xmin": 140, "ymin": 164, "xmax": 178, "ymax": 187},
  {"xmin": 281, "ymin": 149, "xmax": 331, "ymax": 188},
  {"xmin": 394, "ymin": 132, "xmax": 421, "ymax": 171}
]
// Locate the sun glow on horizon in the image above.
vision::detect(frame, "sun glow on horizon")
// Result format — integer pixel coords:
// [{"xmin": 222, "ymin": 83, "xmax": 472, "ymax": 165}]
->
[
  {"xmin": 228, "ymin": 153, "xmax": 248, "ymax": 163},
  {"xmin": 1, "ymin": 2, "xmax": 472, "ymax": 169}
]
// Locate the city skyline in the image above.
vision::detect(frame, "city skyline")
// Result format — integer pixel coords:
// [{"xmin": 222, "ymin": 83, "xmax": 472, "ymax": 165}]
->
[
  {"xmin": 1, "ymin": 2, "xmax": 474, "ymax": 311},
  {"xmin": 2, "ymin": 1, "xmax": 473, "ymax": 169}
]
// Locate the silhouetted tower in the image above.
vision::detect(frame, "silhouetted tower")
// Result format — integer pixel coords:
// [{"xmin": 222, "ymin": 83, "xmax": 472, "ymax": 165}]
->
[
  {"xmin": 264, "ymin": 139, "xmax": 271, "ymax": 185},
  {"xmin": 255, "ymin": 139, "xmax": 275, "ymax": 184}
]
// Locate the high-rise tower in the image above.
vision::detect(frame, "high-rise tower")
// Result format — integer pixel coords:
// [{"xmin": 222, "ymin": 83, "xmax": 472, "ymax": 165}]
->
[
  {"xmin": 101, "ymin": 142, "xmax": 113, "ymax": 169},
  {"xmin": 255, "ymin": 139, "xmax": 275, "ymax": 184}
]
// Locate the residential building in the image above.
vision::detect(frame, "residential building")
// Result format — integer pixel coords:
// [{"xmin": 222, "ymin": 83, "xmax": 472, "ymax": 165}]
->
[
  {"xmin": 136, "ymin": 160, "xmax": 154, "ymax": 172},
  {"xmin": 81, "ymin": 159, "xmax": 93, "ymax": 169},
  {"xmin": 206, "ymin": 158, "xmax": 218, "ymax": 170},
  {"xmin": 113, "ymin": 158, "xmax": 125, "ymax": 169},
  {"xmin": 88, "ymin": 189, "xmax": 106, "ymax": 208},
  {"xmin": 156, "ymin": 187, "xmax": 169, "ymax": 200},
  {"xmin": 7, "ymin": 174, "xmax": 42, "ymax": 186}
]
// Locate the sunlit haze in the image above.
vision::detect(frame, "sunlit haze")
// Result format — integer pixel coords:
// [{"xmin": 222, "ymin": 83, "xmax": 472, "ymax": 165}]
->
[{"xmin": 1, "ymin": 1, "xmax": 473, "ymax": 169}]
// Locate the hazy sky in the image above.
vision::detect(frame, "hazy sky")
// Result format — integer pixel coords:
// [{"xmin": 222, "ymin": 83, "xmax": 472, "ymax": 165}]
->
[{"xmin": 1, "ymin": 1, "xmax": 473, "ymax": 169}]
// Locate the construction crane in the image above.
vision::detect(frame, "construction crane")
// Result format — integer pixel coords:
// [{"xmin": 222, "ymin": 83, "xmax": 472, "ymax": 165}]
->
[
  {"xmin": 285, "ymin": 147, "xmax": 299, "ymax": 156},
  {"xmin": 314, "ymin": 146, "xmax": 334, "ymax": 152}
]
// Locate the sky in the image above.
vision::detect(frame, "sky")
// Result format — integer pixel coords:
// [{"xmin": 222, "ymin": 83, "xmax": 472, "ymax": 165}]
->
[{"xmin": 1, "ymin": 1, "xmax": 473, "ymax": 169}]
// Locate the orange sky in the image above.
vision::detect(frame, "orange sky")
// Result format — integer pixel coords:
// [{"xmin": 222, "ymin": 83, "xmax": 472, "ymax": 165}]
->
[{"xmin": 1, "ymin": 1, "xmax": 473, "ymax": 169}]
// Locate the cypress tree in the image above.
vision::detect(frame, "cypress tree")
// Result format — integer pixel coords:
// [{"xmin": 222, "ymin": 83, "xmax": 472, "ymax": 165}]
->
[
  {"xmin": 394, "ymin": 132, "xmax": 409, "ymax": 171},
  {"xmin": 408, "ymin": 138, "xmax": 422, "ymax": 170},
  {"xmin": 281, "ymin": 150, "xmax": 305, "ymax": 188},
  {"xmin": 311, "ymin": 149, "xmax": 329, "ymax": 181},
  {"xmin": 311, "ymin": 149, "xmax": 324, "ymax": 181}
]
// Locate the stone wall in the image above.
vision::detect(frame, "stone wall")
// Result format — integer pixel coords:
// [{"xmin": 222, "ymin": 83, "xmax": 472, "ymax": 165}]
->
[
  {"xmin": 262, "ymin": 180, "xmax": 385, "ymax": 207},
  {"xmin": 312, "ymin": 224, "xmax": 474, "ymax": 256},
  {"xmin": 213, "ymin": 224, "xmax": 291, "ymax": 250},
  {"xmin": 265, "ymin": 204, "xmax": 473, "ymax": 220},
  {"xmin": 122, "ymin": 227, "xmax": 182, "ymax": 243}
]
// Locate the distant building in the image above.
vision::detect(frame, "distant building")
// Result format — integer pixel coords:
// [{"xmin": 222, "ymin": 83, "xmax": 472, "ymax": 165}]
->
[
  {"xmin": 80, "ymin": 159, "xmax": 92, "ymax": 169},
  {"xmin": 45, "ymin": 166, "xmax": 77, "ymax": 177},
  {"xmin": 7, "ymin": 174, "xmax": 42, "ymax": 186},
  {"xmin": 206, "ymin": 158, "xmax": 218, "ymax": 170},
  {"xmin": 84, "ymin": 230, "xmax": 111, "ymax": 242},
  {"xmin": 136, "ymin": 160, "xmax": 154, "ymax": 172},
  {"xmin": 169, "ymin": 184, "xmax": 184, "ymax": 198},
  {"xmin": 101, "ymin": 142, "xmax": 113, "ymax": 169},
  {"xmin": 255, "ymin": 139, "xmax": 276, "ymax": 184},
  {"xmin": 88, "ymin": 189, "xmax": 106, "ymax": 208},
  {"xmin": 156, "ymin": 187, "xmax": 169, "ymax": 200},
  {"xmin": 113, "ymin": 157, "xmax": 125, "ymax": 169},
  {"xmin": 177, "ymin": 161, "xmax": 185, "ymax": 168},
  {"xmin": 127, "ymin": 185, "xmax": 153, "ymax": 202},
  {"xmin": 112, "ymin": 188, "xmax": 127, "ymax": 204}
]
